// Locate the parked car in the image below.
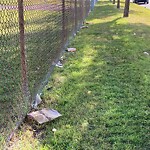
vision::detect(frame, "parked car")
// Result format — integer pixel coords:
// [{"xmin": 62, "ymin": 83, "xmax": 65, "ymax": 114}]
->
[{"xmin": 133, "ymin": 0, "xmax": 149, "ymax": 4}]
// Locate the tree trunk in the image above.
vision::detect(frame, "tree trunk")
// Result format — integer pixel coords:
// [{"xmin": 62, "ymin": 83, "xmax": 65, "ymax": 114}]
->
[
  {"xmin": 123, "ymin": 0, "xmax": 130, "ymax": 17},
  {"xmin": 117, "ymin": 0, "xmax": 120, "ymax": 8},
  {"xmin": 113, "ymin": 0, "xmax": 115, "ymax": 4}
]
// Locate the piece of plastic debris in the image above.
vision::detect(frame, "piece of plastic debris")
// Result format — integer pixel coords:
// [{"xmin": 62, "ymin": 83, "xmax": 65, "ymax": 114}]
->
[
  {"xmin": 67, "ymin": 48, "xmax": 76, "ymax": 52},
  {"xmin": 87, "ymin": 91, "xmax": 92, "ymax": 94},
  {"xmin": 55, "ymin": 61, "xmax": 63, "ymax": 68},
  {"xmin": 80, "ymin": 26, "xmax": 88, "ymax": 29},
  {"xmin": 32, "ymin": 94, "xmax": 42, "ymax": 109},
  {"xmin": 52, "ymin": 128, "xmax": 57, "ymax": 132},
  {"xmin": 60, "ymin": 56, "xmax": 64, "ymax": 60},
  {"xmin": 28, "ymin": 109, "xmax": 62, "ymax": 124},
  {"xmin": 143, "ymin": 52, "xmax": 149, "ymax": 56},
  {"xmin": 133, "ymin": 33, "xmax": 136, "ymax": 35}
]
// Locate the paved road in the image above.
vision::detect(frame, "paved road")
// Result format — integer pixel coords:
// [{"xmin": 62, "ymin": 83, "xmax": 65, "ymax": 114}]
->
[{"xmin": 135, "ymin": 2, "xmax": 150, "ymax": 9}]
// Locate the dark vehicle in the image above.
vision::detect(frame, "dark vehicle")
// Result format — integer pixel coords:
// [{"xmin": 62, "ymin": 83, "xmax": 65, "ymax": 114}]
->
[{"xmin": 133, "ymin": 0, "xmax": 149, "ymax": 4}]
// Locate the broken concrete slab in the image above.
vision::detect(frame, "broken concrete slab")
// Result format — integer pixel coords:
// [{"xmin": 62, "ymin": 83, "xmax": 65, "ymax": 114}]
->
[
  {"xmin": 28, "ymin": 111, "xmax": 49, "ymax": 124},
  {"xmin": 28, "ymin": 109, "xmax": 62, "ymax": 124}
]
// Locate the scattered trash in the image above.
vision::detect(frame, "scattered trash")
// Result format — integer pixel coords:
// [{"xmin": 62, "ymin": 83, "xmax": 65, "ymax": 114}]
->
[
  {"xmin": 32, "ymin": 94, "xmax": 42, "ymax": 109},
  {"xmin": 36, "ymin": 67, "xmax": 40, "ymax": 70},
  {"xmin": 60, "ymin": 56, "xmax": 65, "ymax": 61},
  {"xmin": 52, "ymin": 128, "xmax": 57, "ymax": 132},
  {"xmin": 87, "ymin": 91, "xmax": 92, "ymax": 94},
  {"xmin": 55, "ymin": 61, "xmax": 63, "ymax": 68},
  {"xmin": 67, "ymin": 48, "xmax": 76, "ymax": 52},
  {"xmin": 80, "ymin": 26, "xmax": 88, "ymax": 29},
  {"xmin": 143, "ymin": 52, "xmax": 149, "ymax": 56},
  {"xmin": 28, "ymin": 109, "xmax": 62, "ymax": 124}
]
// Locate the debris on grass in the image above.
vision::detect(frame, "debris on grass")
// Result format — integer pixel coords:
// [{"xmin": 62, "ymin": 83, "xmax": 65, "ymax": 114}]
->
[
  {"xmin": 73, "ymin": 33, "xmax": 77, "ymax": 36},
  {"xmin": 80, "ymin": 26, "xmax": 88, "ymax": 29},
  {"xmin": 32, "ymin": 94, "xmax": 42, "ymax": 109},
  {"xmin": 28, "ymin": 109, "xmax": 62, "ymax": 124},
  {"xmin": 143, "ymin": 51, "xmax": 149, "ymax": 56},
  {"xmin": 60, "ymin": 56, "xmax": 65, "ymax": 61},
  {"xmin": 52, "ymin": 128, "xmax": 57, "ymax": 132},
  {"xmin": 67, "ymin": 48, "xmax": 76, "ymax": 52},
  {"xmin": 55, "ymin": 61, "xmax": 63, "ymax": 68}
]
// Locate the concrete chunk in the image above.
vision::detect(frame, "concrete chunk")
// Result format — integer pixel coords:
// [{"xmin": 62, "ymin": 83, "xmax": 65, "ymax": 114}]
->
[{"xmin": 28, "ymin": 109, "xmax": 62, "ymax": 124}]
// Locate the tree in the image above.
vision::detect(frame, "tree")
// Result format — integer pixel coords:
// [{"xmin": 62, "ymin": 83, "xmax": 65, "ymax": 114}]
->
[
  {"xmin": 117, "ymin": 0, "xmax": 120, "ymax": 8},
  {"xmin": 113, "ymin": 0, "xmax": 115, "ymax": 4},
  {"xmin": 123, "ymin": 0, "xmax": 130, "ymax": 17}
]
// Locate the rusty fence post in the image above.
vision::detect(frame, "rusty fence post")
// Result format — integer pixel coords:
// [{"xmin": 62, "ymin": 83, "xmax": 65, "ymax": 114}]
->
[
  {"xmin": 7, "ymin": 0, "xmax": 30, "ymax": 142},
  {"xmin": 18, "ymin": 0, "xmax": 29, "ymax": 101}
]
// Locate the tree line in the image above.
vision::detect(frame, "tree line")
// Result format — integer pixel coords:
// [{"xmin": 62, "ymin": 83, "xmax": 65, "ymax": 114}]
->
[{"xmin": 112, "ymin": 0, "xmax": 130, "ymax": 17}]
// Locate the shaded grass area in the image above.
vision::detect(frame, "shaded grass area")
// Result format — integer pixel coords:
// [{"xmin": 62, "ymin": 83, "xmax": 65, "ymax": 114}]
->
[{"xmin": 8, "ymin": 1, "xmax": 150, "ymax": 150}]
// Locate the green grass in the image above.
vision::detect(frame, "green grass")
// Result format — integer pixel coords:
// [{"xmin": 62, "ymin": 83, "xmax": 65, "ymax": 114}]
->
[{"xmin": 9, "ymin": 1, "xmax": 150, "ymax": 150}]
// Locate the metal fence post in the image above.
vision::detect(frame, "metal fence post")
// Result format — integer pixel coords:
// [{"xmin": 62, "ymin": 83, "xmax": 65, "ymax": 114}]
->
[{"xmin": 17, "ymin": 0, "xmax": 29, "ymax": 100}]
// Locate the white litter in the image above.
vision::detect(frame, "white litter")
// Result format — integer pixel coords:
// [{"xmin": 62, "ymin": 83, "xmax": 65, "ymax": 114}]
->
[
  {"xmin": 143, "ymin": 52, "xmax": 149, "ymax": 56},
  {"xmin": 80, "ymin": 26, "xmax": 88, "ymax": 29},
  {"xmin": 32, "ymin": 94, "xmax": 42, "ymax": 109},
  {"xmin": 52, "ymin": 128, "xmax": 57, "ymax": 132},
  {"xmin": 55, "ymin": 61, "xmax": 63, "ymax": 68},
  {"xmin": 67, "ymin": 48, "xmax": 76, "ymax": 52}
]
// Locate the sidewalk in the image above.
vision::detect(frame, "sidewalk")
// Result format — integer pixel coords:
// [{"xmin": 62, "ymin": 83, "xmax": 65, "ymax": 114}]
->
[{"xmin": 9, "ymin": 1, "xmax": 150, "ymax": 149}]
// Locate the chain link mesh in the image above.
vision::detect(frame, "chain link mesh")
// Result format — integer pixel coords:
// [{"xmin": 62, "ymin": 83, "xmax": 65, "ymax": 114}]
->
[
  {"xmin": 0, "ymin": 0, "xmax": 27, "ymax": 148},
  {"xmin": 0, "ymin": 0, "xmax": 97, "ymax": 147}
]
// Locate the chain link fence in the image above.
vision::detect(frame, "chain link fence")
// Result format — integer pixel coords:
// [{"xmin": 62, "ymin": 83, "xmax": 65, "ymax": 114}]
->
[{"xmin": 0, "ymin": 0, "xmax": 97, "ymax": 147}]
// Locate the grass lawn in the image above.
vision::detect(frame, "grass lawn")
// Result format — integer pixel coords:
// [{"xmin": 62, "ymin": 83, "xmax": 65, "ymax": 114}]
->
[{"xmin": 7, "ymin": 1, "xmax": 150, "ymax": 150}]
